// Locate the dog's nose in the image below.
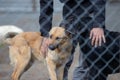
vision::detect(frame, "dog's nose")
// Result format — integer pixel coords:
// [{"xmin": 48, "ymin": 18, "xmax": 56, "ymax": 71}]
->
[{"xmin": 49, "ymin": 44, "xmax": 56, "ymax": 50}]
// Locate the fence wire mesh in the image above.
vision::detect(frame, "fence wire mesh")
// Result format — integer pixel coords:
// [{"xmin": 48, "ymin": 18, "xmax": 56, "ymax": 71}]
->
[
  {"xmin": 0, "ymin": 0, "xmax": 120, "ymax": 80},
  {"xmin": 39, "ymin": 0, "xmax": 120, "ymax": 80}
]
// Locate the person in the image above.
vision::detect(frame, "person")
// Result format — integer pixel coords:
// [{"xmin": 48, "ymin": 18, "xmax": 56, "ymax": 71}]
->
[{"xmin": 39, "ymin": 0, "xmax": 120, "ymax": 80}]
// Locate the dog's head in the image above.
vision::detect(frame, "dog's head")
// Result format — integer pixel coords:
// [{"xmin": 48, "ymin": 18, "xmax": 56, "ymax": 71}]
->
[{"xmin": 48, "ymin": 27, "xmax": 72, "ymax": 51}]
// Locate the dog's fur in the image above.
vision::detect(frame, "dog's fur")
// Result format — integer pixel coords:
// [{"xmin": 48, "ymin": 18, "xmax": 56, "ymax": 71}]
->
[
  {"xmin": 46, "ymin": 27, "xmax": 73, "ymax": 80},
  {"xmin": 3, "ymin": 26, "xmax": 73, "ymax": 80}
]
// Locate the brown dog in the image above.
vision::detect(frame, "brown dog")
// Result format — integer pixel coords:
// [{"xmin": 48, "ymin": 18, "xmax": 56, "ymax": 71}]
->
[
  {"xmin": 5, "ymin": 27, "xmax": 73, "ymax": 80},
  {"xmin": 46, "ymin": 27, "xmax": 73, "ymax": 80}
]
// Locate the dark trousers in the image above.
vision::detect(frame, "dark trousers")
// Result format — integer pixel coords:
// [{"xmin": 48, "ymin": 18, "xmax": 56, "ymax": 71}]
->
[{"xmin": 64, "ymin": 30, "xmax": 120, "ymax": 80}]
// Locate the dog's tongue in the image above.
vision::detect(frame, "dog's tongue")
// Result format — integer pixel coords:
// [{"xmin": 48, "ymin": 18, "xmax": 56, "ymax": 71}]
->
[{"xmin": 40, "ymin": 38, "xmax": 49, "ymax": 58}]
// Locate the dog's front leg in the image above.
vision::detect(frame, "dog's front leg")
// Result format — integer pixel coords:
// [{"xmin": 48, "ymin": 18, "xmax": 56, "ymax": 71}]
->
[
  {"xmin": 57, "ymin": 65, "xmax": 65, "ymax": 80},
  {"xmin": 46, "ymin": 57, "xmax": 57, "ymax": 80}
]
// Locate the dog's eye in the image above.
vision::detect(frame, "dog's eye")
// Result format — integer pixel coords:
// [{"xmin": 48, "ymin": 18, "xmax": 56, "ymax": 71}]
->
[{"xmin": 56, "ymin": 37, "xmax": 61, "ymax": 40}]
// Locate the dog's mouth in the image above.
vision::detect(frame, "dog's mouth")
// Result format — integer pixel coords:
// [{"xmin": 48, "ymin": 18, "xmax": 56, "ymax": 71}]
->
[{"xmin": 48, "ymin": 44, "xmax": 58, "ymax": 50}]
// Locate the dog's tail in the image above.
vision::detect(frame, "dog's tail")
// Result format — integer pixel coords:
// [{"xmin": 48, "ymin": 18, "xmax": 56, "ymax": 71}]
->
[
  {"xmin": 4, "ymin": 32, "xmax": 19, "ymax": 44},
  {"xmin": 3, "ymin": 29, "xmax": 23, "ymax": 45},
  {"xmin": 4, "ymin": 32, "xmax": 19, "ymax": 45},
  {"xmin": 0, "ymin": 25, "xmax": 24, "ymax": 45},
  {"xmin": 5, "ymin": 32, "xmax": 19, "ymax": 38}
]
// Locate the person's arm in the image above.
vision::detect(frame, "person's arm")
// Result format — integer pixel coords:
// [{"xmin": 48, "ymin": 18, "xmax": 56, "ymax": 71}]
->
[
  {"xmin": 92, "ymin": 0, "xmax": 106, "ymax": 28},
  {"xmin": 90, "ymin": 0, "xmax": 106, "ymax": 47},
  {"xmin": 39, "ymin": 0, "xmax": 53, "ymax": 37}
]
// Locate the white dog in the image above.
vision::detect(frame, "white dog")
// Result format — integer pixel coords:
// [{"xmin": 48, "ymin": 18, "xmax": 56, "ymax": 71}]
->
[{"xmin": 0, "ymin": 25, "xmax": 23, "ymax": 44}]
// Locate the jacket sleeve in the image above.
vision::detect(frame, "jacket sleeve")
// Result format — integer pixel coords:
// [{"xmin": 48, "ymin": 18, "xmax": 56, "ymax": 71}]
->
[
  {"xmin": 39, "ymin": 0, "xmax": 53, "ymax": 37},
  {"xmin": 92, "ymin": 0, "xmax": 106, "ymax": 29}
]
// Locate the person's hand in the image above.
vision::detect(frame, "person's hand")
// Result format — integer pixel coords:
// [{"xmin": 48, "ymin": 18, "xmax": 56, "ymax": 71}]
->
[
  {"xmin": 41, "ymin": 38, "xmax": 49, "ymax": 57},
  {"xmin": 89, "ymin": 28, "xmax": 106, "ymax": 47}
]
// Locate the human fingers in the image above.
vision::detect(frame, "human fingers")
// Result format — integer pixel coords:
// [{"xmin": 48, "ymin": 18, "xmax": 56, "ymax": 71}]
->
[
  {"xmin": 98, "ymin": 35, "xmax": 102, "ymax": 46},
  {"xmin": 91, "ymin": 34, "xmax": 96, "ymax": 46},
  {"xmin": 102, "ymin": 34, "xmax": 106, "ymax": 43},
  {"xmin": 95, "ymin": 35, "xmax": 99, "ymax": 47}
]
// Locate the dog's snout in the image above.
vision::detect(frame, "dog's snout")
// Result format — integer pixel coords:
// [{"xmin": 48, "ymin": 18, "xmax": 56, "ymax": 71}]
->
[{"xmin": 49, "ymin": 44, "xmax": 56, "ymax": 50}]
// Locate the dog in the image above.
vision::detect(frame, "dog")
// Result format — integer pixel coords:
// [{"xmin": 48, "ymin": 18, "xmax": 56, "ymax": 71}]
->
[
  {"xmin": 0, "ymin": 25, "xmax": 23, "ymax": 45},
  {"xmin": 4, "ymin": 26, "xmax": 73, "ymax": 80},
  {"xmin": 46, "ymin": 27, "xmax": 73, "ymax": 80}
]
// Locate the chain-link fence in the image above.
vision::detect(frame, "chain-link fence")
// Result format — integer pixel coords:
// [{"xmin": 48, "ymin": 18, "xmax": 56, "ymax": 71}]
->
[
  {"xmin": 0, "ymin": 0, "xmax": 120, "ymax": 80},
  {"xmin": 39, "ymin": 0, "xmax": 120, "ymax": 80}
]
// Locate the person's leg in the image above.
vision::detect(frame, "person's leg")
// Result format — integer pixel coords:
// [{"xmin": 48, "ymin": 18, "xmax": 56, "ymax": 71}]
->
[
  {"xmin": 72, "ymin": 31, "xmax": 107, "ymax": 80},
  {"xmin": 72, "ymin": 32, "xmax": 90, "ymax": 80},
  {"xmin": 73, "ymin": 30, "xmax": 120, "ymax": 80},
  {"xmin": 39, "ymin": 0, "xmax": 53, "ymax": 37},
  {"xmin": 73, "ymin": 52, "xmax": 89, "ymax": 80}
]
